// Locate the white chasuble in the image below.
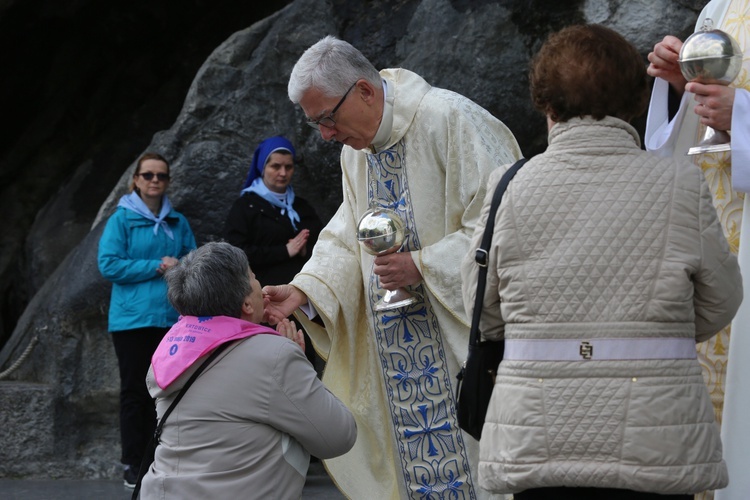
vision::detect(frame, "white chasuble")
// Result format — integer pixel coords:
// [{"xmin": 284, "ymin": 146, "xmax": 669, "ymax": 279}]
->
[
  {"xmin": 292, "ymin": 68, "xmax": 520, "ymax": 499},
  {"xmin": 710, "ymin": 4, "xmax": 750, "ymax": 500},
  {"xmin": 645, "ymin": 1, "xmax": 750, "ymax": 499}
]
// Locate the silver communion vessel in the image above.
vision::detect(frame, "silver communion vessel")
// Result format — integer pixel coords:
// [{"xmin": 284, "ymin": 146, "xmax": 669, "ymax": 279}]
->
[
  {"xmin": 678, "ymin": 18, "xmax": 743, "ymax": 155},
  {"xmin": 356, "ymin": 207, "xmax": 419, "ymax": 311}
]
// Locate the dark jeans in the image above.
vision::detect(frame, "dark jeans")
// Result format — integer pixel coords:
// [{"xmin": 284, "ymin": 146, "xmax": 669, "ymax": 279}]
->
[
  {"xmin": 302, "ymin": 329, "xmax": 324, "ymax": 377},
  {"xmin": 111, "ymin": 327, "xmax": 168, "ymax": 468},
  {"xmin": 514, "ymin": 487, "xmax": 693, "ymax": 500}
]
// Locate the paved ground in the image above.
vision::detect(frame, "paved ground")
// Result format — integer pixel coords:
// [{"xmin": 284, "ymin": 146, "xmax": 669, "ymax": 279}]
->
[{"xmin": 0, "ymin": 463, "xmax": 344, "ymax": 499}]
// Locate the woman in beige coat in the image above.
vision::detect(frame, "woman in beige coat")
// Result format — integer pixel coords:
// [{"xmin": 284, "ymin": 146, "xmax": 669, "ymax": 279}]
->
[
  {"xmin": 461, "ymin": 24, "xmax": 742, "ymax": 500},
  {"xmin": 140, "ymin": 242, "xmax": 356, "ymax": 499}
]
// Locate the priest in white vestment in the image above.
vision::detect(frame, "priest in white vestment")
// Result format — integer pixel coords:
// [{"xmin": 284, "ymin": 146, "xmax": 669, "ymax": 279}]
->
[
  {"xmin": 264, "ymin": 36, "xmax": 521, "ymax": 499},
  {"xmin": 645, "ymin": 2, "xmax": 750, "ymax": 499}
]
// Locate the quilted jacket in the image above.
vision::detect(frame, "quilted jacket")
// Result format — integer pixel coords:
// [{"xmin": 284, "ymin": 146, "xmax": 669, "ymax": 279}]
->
[{"xmin": 461, "ymin": 116, "xmax": 743, "ymax": 495}]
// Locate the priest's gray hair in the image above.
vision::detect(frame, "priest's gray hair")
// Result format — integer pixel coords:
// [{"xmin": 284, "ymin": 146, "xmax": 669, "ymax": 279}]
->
[
  {"xmin": 165, "ymin": 241, "xmax": 253, "ymax": 318},
  {"xmin": 288, "ymin": 35, "xmax": 381, "ymax": 103}
]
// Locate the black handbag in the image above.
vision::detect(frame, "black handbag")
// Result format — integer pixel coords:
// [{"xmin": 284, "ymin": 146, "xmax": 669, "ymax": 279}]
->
[
  {"xmin": 131, "ymin": 342, "xmax": 229, "ymax": 500},
  {"xmin": 456, "ymin": 158, "xmax": 527, "ymax": 441}
]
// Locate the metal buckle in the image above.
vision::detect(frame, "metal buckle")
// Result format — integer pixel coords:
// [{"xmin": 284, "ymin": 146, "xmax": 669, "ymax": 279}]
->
[
  {"xmin": 579, "ymin": 341, "xmax": 593, "ymax": 360},
  {"xmin": 475, "ymin": 248, "xmax": 488, "ymax": 268}
]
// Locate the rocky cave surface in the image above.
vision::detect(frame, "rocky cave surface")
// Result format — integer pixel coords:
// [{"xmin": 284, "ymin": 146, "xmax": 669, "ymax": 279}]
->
[{"xmin": 0, "ymin": 0, "xmax": 705, "ymax": 479}]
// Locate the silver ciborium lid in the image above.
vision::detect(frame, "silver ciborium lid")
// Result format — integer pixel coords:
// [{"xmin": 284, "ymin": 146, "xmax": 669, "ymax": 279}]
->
[
  {"xmin": 356, "ymin": 207, "xmax": 406, "ymax": 256},
  {"xmin": 678, "ymin": 18, "xmax": 742, "ymax": 84}
]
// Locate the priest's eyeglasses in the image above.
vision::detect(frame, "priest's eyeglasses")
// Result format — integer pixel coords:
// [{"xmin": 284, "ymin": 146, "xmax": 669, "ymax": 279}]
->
[{"xmin": 306, "ymin": 82, "xmax": 357, "ymax": 129}]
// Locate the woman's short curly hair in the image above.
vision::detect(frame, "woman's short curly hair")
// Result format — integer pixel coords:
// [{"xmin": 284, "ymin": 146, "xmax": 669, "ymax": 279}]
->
[{"xmin": 530, "ymin": 24, "xmax": 649, "ymax": 123}]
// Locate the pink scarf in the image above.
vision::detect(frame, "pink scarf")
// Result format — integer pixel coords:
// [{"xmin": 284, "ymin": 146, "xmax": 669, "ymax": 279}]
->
[{"xmin": 152, "ymin": 315, "xmax": 279, "ymax": 389}]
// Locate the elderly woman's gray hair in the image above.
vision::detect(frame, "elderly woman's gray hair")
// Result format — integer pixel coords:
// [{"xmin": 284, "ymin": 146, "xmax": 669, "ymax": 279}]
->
[
  {"xmin": 288, "ymin": 35, "xmax": 382, "ymax": 103},
  {"xmin": 164, "ymin": 241, "xmax": 253, "ymax": 318}
]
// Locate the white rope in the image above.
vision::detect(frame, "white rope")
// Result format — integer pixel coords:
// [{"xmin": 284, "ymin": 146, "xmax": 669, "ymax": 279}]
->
[{"xmin": 0, "ymin": 332, "xmax": 41, "ymax": 380}]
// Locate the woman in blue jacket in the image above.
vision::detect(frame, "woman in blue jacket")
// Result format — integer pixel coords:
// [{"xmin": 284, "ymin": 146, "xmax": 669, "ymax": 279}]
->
[{"xmin": 98, "ymin": 152, "xmax": 196, "ymax": 488}]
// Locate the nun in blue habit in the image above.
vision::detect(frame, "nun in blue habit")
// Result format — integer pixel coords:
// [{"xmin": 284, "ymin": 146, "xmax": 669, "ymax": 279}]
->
[{"xmin": 224, "ymin": 135, "xmax": 324, "ymax": 293}]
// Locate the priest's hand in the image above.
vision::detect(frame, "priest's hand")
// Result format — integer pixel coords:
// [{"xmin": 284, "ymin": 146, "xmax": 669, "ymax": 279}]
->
[
  {"xmin": 647, "ymin": 35, "xmax": 687, "ymax": 96},
  {"xmin": 373, "ymin": 252, "xmax": 421, "ymax": 290},
  {"xmin": 263, "ymin": 284, "xmax": 307, "ymax": 325},
  {"xmin": 687, "ymin": 81, "xmax": 735, "ymax": 131}
]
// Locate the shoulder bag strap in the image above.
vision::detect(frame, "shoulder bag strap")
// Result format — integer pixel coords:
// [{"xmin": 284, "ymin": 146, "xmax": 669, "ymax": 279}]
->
[
  {"xmin": 132, "ymin": 341, "xmax": 231, "ymax": 499},
  {"xmin": 469, "ymin": 158, "xmax": 527, "ymax": 347},
  {"xmin": 154, "ymin": 341, "xmax": 230, "ymax": 441}
]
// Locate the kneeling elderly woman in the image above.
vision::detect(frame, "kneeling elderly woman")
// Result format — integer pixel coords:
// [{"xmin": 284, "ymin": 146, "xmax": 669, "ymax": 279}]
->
[
  {"xmin": 140, "ymin": 242, "xmax": 356, "ymax": 499},
  {"xmin": 461, "ymin": 24, "xmax": 742, "ymax": 500}
]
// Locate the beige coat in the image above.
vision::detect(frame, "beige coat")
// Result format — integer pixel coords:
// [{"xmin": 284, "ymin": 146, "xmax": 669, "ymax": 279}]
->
[
  {"xmin": 461, "ymin": 116, "xmax": 743, "ymax": 494},
  {"xmin": 140, "ymin": 334, "xmax": 356, "ymax": 500}
]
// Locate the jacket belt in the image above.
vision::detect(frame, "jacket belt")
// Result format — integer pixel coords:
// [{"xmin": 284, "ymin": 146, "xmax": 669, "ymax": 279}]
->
[{"xmin": 504, "ymin": 338, "xmax": 697, "ymax": 361}]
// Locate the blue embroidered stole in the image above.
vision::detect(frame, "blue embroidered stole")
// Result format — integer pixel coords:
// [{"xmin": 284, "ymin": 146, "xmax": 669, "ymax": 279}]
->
[{"xmin": 365, "ymin": 140, "xmax": 476, "ymax": 499}]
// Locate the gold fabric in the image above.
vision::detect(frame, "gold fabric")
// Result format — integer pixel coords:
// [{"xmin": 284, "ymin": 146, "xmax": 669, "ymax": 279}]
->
[
  {"xmin": 662, "ymin": 1, "xmax": 750, "ymax": 498},
  {"xmin": 693, "ymin": 0, "xmax": 749, "ymax": 428}
]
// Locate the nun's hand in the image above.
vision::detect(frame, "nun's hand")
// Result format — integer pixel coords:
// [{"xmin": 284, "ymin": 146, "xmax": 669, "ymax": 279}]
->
[{"xmin": 286, "ymin": 229, "xmax": 310, "ymax": 258}]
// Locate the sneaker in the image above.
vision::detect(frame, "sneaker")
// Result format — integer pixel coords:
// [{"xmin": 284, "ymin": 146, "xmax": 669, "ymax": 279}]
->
[{"xmin": 123, "ymin": 465, "xmax": 138, "ymax": 489}]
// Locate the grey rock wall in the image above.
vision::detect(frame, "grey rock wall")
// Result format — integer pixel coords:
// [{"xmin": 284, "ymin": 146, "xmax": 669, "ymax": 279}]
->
[
  {"xmin": 0, "ymin": 0, "xmax": 705, "ymax": 480},
  {"xmin": 0, "ymin": 0, "xmax": 293, "ymax": 353}
]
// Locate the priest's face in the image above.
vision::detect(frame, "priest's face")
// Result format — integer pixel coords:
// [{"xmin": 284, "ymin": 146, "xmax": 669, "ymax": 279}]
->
[{"xmin": 300, "ymin": 80, "xmax": 382, "ymax": 151}]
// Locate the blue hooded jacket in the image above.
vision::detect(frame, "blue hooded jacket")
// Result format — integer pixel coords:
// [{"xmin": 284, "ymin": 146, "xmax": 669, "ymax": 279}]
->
[{"xmin": 98, "ymin": 202, "xmax": 196, "ymax": 332}]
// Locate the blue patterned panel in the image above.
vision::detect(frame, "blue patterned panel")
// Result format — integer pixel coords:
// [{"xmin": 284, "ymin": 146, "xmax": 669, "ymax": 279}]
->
[{"xmin": 365, "ymin": 140, "xmax": 476, "ymax": 499}]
